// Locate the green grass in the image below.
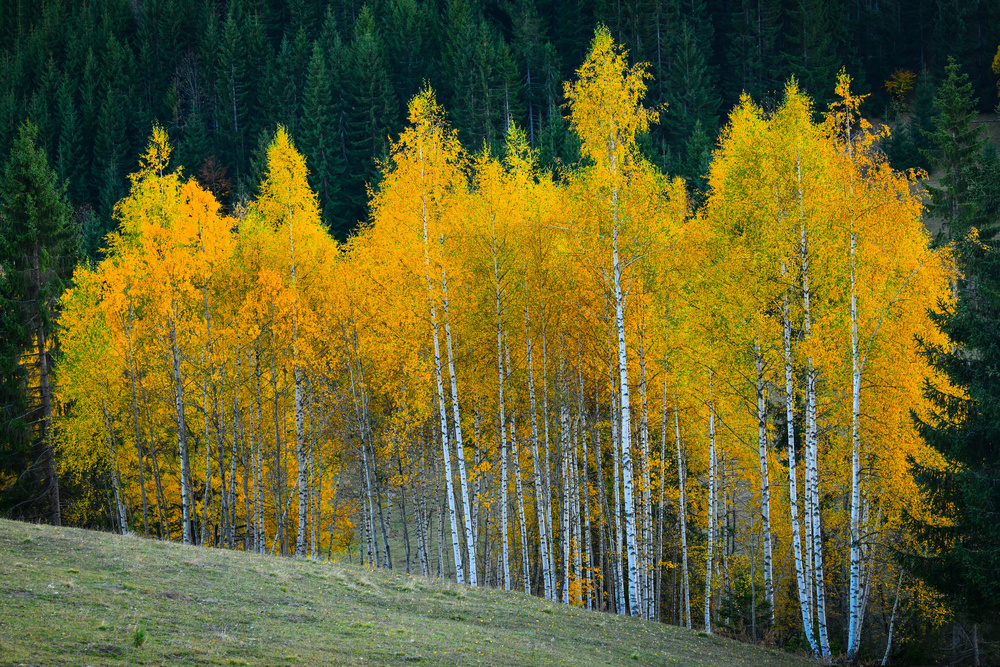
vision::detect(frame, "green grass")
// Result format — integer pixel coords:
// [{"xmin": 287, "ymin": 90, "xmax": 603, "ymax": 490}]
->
[{"xmin": 0, "ymin": 519, "xmax": 812, "ymax": 666}]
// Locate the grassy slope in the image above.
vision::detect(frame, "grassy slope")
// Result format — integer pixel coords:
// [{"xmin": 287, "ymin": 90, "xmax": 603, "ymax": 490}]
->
[{"xmin": 0, "ymin": 520, "xmax": 812, "ymax": 666}]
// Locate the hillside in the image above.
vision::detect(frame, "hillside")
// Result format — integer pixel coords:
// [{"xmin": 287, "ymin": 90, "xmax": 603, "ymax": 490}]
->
[{"xmin": 0, "ymin": 519, "xmax": 812, "ymax": 666}]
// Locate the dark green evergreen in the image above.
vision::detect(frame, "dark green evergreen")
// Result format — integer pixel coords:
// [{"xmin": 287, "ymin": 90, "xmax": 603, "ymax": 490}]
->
[
  {"xmin": 301, "ymin": 42, "xmax": 346, "ymax": 238},
  {"xmin": 909, "ymin": 218, "xmax": 1000, "ymax": 623},
  {"xmin": 924, "ymin": 57, "xmax": 986, "ymax": 243},
  {"xmin": 0, "ymin": 121, "xmax": 75, "ymax": 525},
  {"xmin": 345, "ymin": 7, "xmax": 398, "ymax": 227}
]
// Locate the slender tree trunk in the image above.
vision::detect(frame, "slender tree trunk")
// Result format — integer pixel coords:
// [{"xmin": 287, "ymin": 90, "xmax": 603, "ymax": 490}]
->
[
  {"xmin": 397, "ymin": 446, "xmax": 412, "ymax": 574},
  {"xmin": 612, "ymin": 225, "xmax": 640, "ymax": 617},
  {"xmin": 442, "ymin": 268, "xmax": 477, "ymax": 585},
  {"xmin": 800, "ymin": 213, "xmax": 830, "ymax": 658},
  {"xmin": 655, "ymin": 381, "xmax": 668, "ymax": 623},
  {"xmin": 170, "ymin": 318, "xmax": 192, "ymax": 545},
  {"xmin": 101, "ymin": 401, "xmax": 127, "ymax": 533},
  {"xmin": 611, "ymin": 355, "xmax": 625, "ymax": 615},
  {"xmin": 847, "ymin": 220, "xmax": 865, "ymax": 662},
  {"xmin": 704, "ymin": 399, "xmax": 716, "ymax": 634},
  {"xmin": 754, "ymin": 345, "xmax": 774, "ymax": 624},
  {"xmin": 417, "ymin": 141, "xmax": 463, "ymax": 583},
  {"xmin": 124, "ymin": 301, "xmax": 149, "ymax": 536},
  {"xmin": 674, "ymin": 405, "xmax": 690, "ymax": 629},
  {"xmin": 525, "ymin": 307, "xmax": 553, "ymax": 600},
  {"xmin": 506, "ymin": 337, "xmax": 530, "ymax": 594},
  {"xmin": 881, "ymin": 571, "xmax": 903, "ymax": 666},
  {"xmin": 560, "ymin": 360, "xmax": 571, "ymax": 604},
  {"xmin": 638, "ymin": 338, "xmax": 653, "ymax": 618},
  {"xmin": 783, "ymin": 263, "xmax": 818, "ymax": 657},
  {"xmin": 593, "ymin": 390, "xmax": 613, "ymax": 612}
]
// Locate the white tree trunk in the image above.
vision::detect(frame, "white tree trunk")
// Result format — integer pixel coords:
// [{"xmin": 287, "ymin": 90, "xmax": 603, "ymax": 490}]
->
[
  {"xmin": 613, "ymin": 226, "xmax": 640, "ymax": 617},
  {"xmin": 498, "ymin": 323, "xmax": 511, "ymax": 591},
  {"xmin": 443, "ymin": 268, "xmax": 478, "ymax": 585},
  {"xmin": 170, "ymin": 319, "xmax": 192, "ymax": 546},
  {"xmin": 638, "ymin": 339, "xmax": 653, "ymax": 619},
  {"xmin": 800, "ymin": 217, "xmax": 830, "ymax": 658},
  {"xmin": 526, "ymin": 308, "xmax": 553, "ymax": 600},
  {"xmin": 673, "ymin": 404, "xmax": 691, "ymax": 629},
  {"xmin": 541, "ymin": 321, "xmax": 557, "ymax": 601},
  {"xmin": 506, "ymin": 339, "xmax": 531, "ymax": 595},
  {"xmin": 754, "ymin": 345, "xmax": 774, "ymax": 623},
  {"xmin": 704, "ymin": 400, "xmax": 716, "ymax": 634},
  {"xmin": 417, "ymin": 139, "xmax": 464, "ymax": 584},
  {"xmin": 847, "ymin": 224, "xmax": 864, "ymax": 662},
  {"xmin": 783, "ymin": 266, "xmax": 818, "ymax": 658},
  {"xmin": 560, "ymin": 364, "xmax": 571, "ymax": 604}
]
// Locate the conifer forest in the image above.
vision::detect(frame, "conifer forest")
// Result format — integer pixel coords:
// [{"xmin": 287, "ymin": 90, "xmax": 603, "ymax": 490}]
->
[{"xmin": 2, "ymin": 0, "xmax": 1000, "ymax": 663}]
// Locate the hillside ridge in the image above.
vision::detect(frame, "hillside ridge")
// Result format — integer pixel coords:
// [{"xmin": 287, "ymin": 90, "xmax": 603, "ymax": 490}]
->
[{"xmin": 0, "ymin": 519, "xmax": 812, "ymax": 666}]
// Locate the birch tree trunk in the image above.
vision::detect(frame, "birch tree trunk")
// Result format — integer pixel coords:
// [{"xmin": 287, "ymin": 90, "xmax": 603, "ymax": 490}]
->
[
  {"xmin": 674, "ymin": 404, "xmax": 690, "ymax": 629},
  {"xmin": 417, "ymin": 140, "xmax": 464, "ymax": 584},
  {"xmin": 847, "ymin": 220, "xmax": 865, "ymax": 662},
  {"xmin": 559, "ymin": 363, "xmax": 571, "ymax": 604},
  {"xmin": 541, "ymin": 320, "xmax": 557, "ymax": 601},
  {"xmin": 170, "ymin": 318, "xmax": 193, "ymax": 546},
  {"xmin": 754, "ymin": 345, "xmax": 775, "ymax": 623},
  {"xmin": 525, "ymin": 307, "xmax": 553, "ymax": 600},
  {"xmin": 442, "ymin": 268, "xmax": 477, "ymax": 585},
  {"xmin": 638, "ymin": 339, "xmax": 653, "ymax": 618},
  {"xmin": 102, "ymin": 401, "xmax": 127, "ymax": 534},
  {"xmin": 499, "ymin": 332, "xmax": 511, "ymax": 591},
  {"xmin": 581, "ymin": 406, "xmax": 595, "ymax": 610},
  {"xmin": 704, "ymin": 400, "xmax": 716, "ymax": 633},
  {"xmin": 613, "ymin": 226, "xmax": 640, "ymax": 617},
  {"xmin": 783, "ymin": 264, "xmax": 819, "ymax": 658},
  {"xmin": 801, "ymin": 218, "xmax": 830, "ymax": 658},
  {"xmin": 125, "ymin": 301, "xmax": 150, "ymax": 537},
  {"xmin": 611, "ymin": 359, "xmax": 625, "ymax": 615},
  {"xmin": 506, "ymin": 337, "xmax": 531, "ymax": 594}
]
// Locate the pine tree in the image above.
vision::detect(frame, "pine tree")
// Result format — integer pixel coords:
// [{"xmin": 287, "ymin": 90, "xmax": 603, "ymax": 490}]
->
[
  {"xmin": 56, "ymin": 76, "xmax": 87, "ymax": 207},
  {"xmin": 383, "ymin": 0, "xmax": 436, "ymax": 110},
  {"xmin": 441, "ymin": 0, "xmax": 519, "ymax": 154},
  {"xmin": 910, "ymin": 226, "xmax": 1000, "ymax": 621},
  {"xmin": 300, "ymin": 41, "xmax": 345, "ymax": 237},
  {"xmin": 782, "ymin": 0, "xmax": 841, "ymax": 104},
  {"xmin": 345, "ymin": 6, "xmax": 398, "ymax": 229},
  {"xmin": 662, "ymin": 16, "xmax": 719, "ymax": 180},
  {"xmin": 724, "ymin": 0, "xmax": 781, "ymax": 105},
  {"xmin": 0, "ymin": 121, "xmax": 75, "ymax": 524},
  {"xmin": 924, "ymin": 57, "xmax": 986, "ymax": 243},
  {"xmin": 180, "ymin": 110, "xmax": 211, "ymax": 174}
]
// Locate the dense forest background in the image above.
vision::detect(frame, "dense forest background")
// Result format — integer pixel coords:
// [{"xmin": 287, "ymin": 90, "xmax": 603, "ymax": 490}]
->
[{"xmin": 2, "ymin": 0, "xmax": 998, "ymax": 248}]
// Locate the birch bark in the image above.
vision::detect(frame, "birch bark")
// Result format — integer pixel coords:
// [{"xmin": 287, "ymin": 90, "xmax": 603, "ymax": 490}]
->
[
  {"xmin": 754, "ymin": 345, "xmax": 774, "ymax": 623},
  {"xmin": 525, "ymin": 308, "xmax": 553, "ymax": 599},
  {"xmin": 442, "ymin": 268, "xmax": 478, "ymax": 585},
  {"xmin": 783, "ymin": 264, "xmax": 818, "ymax": 657},
  {"xmin": 704, "ymin": 400, "xmax": 716, "ymax": 633},
  {"xmin": 674, "ymin": 405, "xmax": 690, "ymax": 629}
]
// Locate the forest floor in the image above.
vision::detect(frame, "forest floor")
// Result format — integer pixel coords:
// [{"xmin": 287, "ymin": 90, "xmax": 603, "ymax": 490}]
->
[{"xmin": 0, "ymin": 519, "xmax": 815, "ymax": 666}]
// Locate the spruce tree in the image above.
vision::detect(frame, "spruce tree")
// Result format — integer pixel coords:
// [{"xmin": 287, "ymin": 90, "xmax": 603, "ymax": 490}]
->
[
  {"xmin": 0, "ymin": 121, "xmax": 75, "ymax": 524},
  {"xmin": 662, "ymin": 16, "xmax": 719, "ymax": 180},
  {"xmin": 300, "ymin": 41, "xmax": 346, "ymax": 238},
  {"xmin": 924, "ymin": 56, "xmax": 986, "ymax": 243},
  {"xmin": 180, "ymin": 110, "xmax": 211, "ymax": 174},
  {"xmin": 56, "ymin": 76, "xmax": 87, "ymax": 207},
  {"xmin": 910, "ymin": 223, "xmax": 1000, "ymax": 623},
  {"xmin": 345, "ymin": 6, "xmax": 398, "ymax": 228}
]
